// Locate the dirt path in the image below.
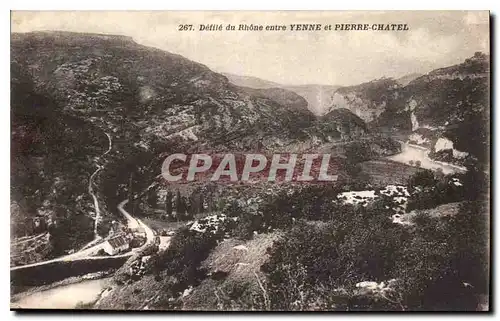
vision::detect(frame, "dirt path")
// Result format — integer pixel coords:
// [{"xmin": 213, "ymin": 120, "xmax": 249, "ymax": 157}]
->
[{"xmin": 88, "ymin": 132, "xmax": 113, "ymax": 241}]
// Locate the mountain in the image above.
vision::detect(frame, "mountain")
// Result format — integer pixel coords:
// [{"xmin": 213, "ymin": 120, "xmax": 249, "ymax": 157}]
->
[
  {"xmin": 324, "ymin": 52, "xmax": 490, "ymax": 164},
  {"xmin": 328, "ymin": 77, "xmax": 401, "ymax": 124},
  {"xmin": 10, "ymin": 31, "xmax": 367, "ymax": 257},
  {"xmin": 222, "ymin": 72, "xmax": 339, "ymax": 116},
  {"xmin": 283, "ymin": 84, "xmax": 340, "ymax": 116},
  {"xmin": 401, "ymin": 52, "xmax": 490, "ymax": 164},
  {"xmin": 221, "ymin": 72, "xmax": 281, "ymax": 89},
  {"xmin": 319, "ymin": 108, "xmax": 367, "ymax": 140}
]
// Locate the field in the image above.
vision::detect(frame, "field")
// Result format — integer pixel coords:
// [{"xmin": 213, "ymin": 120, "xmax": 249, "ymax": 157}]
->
[{"xmin": 361, "ymin": 158, "xmax": 421, "ymax": 186}]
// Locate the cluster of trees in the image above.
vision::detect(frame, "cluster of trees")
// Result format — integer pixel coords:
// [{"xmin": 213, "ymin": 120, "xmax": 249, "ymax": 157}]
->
[
  {"xmin": 47, "ymin": 208, "xmax": 94, "ymax": 257},
  {"xmin": 260, "ymin": 200, "xmax": 488, "ymax": 311},
  {"xmin": 406, "ymin": 166, "xmax": 488, "ymax": 211},
  {"xmin": 252, "ymin": 163, "xmax": 488, "ymax": 311},
  {"xmin": 215, "ymin": 185, "xmax": 349, "ymax": 241},
  {"xmin": 344, "ymin": 141, "xmax": 372, "ymax": 170},
  {"xmin": 121, "ymin": 148, "xmax": 489, "ymax": 311},
  {"xmin": 145, "ymin": 188, "xmax": 207, "ymax": 221},
  {"xmin": 146, "ymin": 226, "xmax": 223, "ymax": 306}
]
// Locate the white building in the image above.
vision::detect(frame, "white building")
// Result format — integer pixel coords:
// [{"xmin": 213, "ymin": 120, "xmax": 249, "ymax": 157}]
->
[{"xmin": 102, "ymin": 234, "xmax": 129, "ymax": 256}]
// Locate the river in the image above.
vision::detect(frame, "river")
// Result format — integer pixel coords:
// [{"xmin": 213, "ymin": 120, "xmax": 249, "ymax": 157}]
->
[
  {"xmin": 387, "ymin": 142, "xmax": 466, "ymax": 175},
  {"xmin": 11, "ymin": 198, "xmax": 156, "ymax": 309},
  {"xmin": 11, "ymin": 277, "xmax": 112, "ymax": 309},
  {"xmin": 11, "ymin": 140, "xmax": 465, "ymax": 310}
]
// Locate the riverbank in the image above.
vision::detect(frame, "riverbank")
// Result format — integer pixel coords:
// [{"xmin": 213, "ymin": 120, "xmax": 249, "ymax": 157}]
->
[
  {"xmin": 388, "ymin": 142, "xmax": 466, "ymax": 175},
  {"xmin": 11, "ymin": 272, "xmax": 113, "ymax": 309}
]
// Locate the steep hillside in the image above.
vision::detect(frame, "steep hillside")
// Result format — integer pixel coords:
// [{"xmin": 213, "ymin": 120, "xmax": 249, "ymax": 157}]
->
[
  {"xmin": 402, "ymin": 53, "xmax": 489, "ymax": 164},
  {"xmin": 11, "ymin": 31, "xmax": 367, "ymax": 258},
  {"xmin": 329, "ymin": 77, "xmax": 403, "ymax": 124},
  {"xmin": 317, "ymin": 108, "xmax": 367, "ymax": 140},
  {"xmin": 11, "ymin": 32, "xmax": 320, "ymax": 151},
  {"xmin": 11, "ymin": 59, "xmax": 102, "ymax": 256},
  {"xmin": 284, "ymin": 84, "xmax": 340, "ymax": 116},
  {"xmin": 325, "ymin": 53, "xmax": 490, "ymax": 165}
]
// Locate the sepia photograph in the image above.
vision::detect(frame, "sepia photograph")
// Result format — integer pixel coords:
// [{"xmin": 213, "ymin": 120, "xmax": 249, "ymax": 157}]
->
[{"xmin": 9, "ymin": 10, "xmax": 490, "ymax": 311}]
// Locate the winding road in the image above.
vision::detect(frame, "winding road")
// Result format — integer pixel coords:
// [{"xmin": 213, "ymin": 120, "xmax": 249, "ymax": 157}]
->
[
  {"xmin": 11, "ymin": 131, "xmax": 155, "ymax": 271},
  {"xmin": 117, "ymin": 199, "xmax": 155, "ymax": 248},
  {"xmin": 11, "ymin": 199, "xmax": 155, "ymax": 271},
  {"xmin": 88, "ymin": 132, "xmax": 113, "ymax": 241}
]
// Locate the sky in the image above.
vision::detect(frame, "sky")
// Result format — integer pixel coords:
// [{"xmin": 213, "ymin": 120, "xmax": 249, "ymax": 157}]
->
[{"xmin": 11, "ymin": 11, "xmax": 490, "ymax": 86}]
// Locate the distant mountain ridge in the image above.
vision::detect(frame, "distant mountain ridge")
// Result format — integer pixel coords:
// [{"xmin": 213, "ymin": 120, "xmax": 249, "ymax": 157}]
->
[
  {"xmin": 222, "ymin": 72, "xmax": 339, "ymax": 115},
  {"xmin": 221, "ymin": 72, "xmax": 282, "ymax": 89},
  {"xmin": 396, "ymin": 73, "xmax": 423, "ymax": 86}
]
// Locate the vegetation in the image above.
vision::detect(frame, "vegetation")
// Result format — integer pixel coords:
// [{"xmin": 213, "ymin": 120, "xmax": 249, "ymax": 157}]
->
[
  {"xmin": 261, "ymin": 200, "xmax": 488, "ymax": 311},
  {"xmin": 149, "ymin": 227, "xmax": 221, "ymax": 290},
  {"xmin": 10, "ymin": 32, "xmax": 489, "ymax": 311},
  {"xmin": 406, "ymin": 167, "xmax": 486, "ymax": 212}
]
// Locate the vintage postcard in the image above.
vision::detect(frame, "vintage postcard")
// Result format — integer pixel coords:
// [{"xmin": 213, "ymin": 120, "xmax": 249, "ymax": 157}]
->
[{"xmin": 10, "ymin": 11, "xmax": 490, "ymax": 311}]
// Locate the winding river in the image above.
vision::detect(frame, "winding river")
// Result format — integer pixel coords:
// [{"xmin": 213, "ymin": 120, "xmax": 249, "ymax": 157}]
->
[
  {"xmin": 387, "ymin": 141, "xmax": 466, "ymax": 175},
  {"xmin": 12, "ymin": 139, "xmax": 466, "ymax": 309},
  {"xmin": 11, "ymin": 198, "xmax": 156, "ymax": 309}
]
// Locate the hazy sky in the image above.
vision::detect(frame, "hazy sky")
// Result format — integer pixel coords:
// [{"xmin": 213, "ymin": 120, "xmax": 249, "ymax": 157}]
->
[{"xmin": 11, "ymin": 11, "xmax": 489, "ymax": 86}]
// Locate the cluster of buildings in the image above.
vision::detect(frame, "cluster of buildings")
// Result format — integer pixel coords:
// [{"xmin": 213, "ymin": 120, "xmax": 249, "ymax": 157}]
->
[{"xmin": 100, "ymin": 220, "xmax": 147, "ymax": 256}]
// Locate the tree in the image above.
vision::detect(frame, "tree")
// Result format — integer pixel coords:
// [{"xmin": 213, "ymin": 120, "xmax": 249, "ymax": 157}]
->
[
  {"xmin": 199, "ymin": 193, "xmax": 205, "ymax": 213},
  {"xmin": 165, "ymin": 190, "xmax": 173, "ymax": 217},
  {"xmin": 181, "ymin": 196, "xmax": 191, "ymax": 219},
  {"xmin": 344, "ymin": 141, "xmax": 371, "ymax": 177},
  {"xmin": 435, "ymin": 167, "xmax": 445, "ymax": 179},
  {"xmin": 188, "ymin": 192, "xmax": 202, "ymax": 215},
  {"xmin": 175, "ymin": 190, "xmax": 186, "ymax": 219},
  {"xmin": 147, "ymin": 188, "xmax": 158, "ymax": 208},
  {"xmin": 407, "ymin": 169, "xmax": 436, "ymax": 191},
  {"xmin": 462, "ymin": 158, "xmax": 488, "ymax": 201}
]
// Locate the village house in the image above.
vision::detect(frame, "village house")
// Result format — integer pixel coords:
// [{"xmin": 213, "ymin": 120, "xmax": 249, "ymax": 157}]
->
[{"xmin": 102, "ymin": 234, "xmax": 130, "ymax": 256}]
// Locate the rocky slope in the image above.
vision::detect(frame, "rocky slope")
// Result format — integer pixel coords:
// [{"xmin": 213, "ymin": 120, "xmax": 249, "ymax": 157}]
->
[
  {"xmin": 329, "ymin": 77, "xmax": 404, "ymax": 125},
  {"xmin": 283, "ymin": 84, "xmax": 340, "ymax": 116},
  {"xmin": 325, "ymin": 52, "xmax": 490, "ymax": 165},
  {"xmin": 10, "ymin": 31, "xmax": 367, "ymax": 257},
  {"xmin": 11, "ymin": 59, "xmax": 102, "ymax": 255}
]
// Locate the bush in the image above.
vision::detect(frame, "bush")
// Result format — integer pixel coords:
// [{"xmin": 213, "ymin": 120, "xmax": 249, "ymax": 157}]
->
[
  {"xmin": 395, "ymin": 202, "xmax": 488, "ymax": 310},
  {"xmin": 407, "ymin": 169, "xmax": 436, "ymax": 191},
  {"xmin": 149, "ymin": 227, "xmax": 220, "ymax": 288},
  {"xmin": 406, "ymin": 170, "xmax": 467, "ymax": 211},
  {"xmin": 261, "ymin": 201, "xmax": 488, "ymax": 311}
]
